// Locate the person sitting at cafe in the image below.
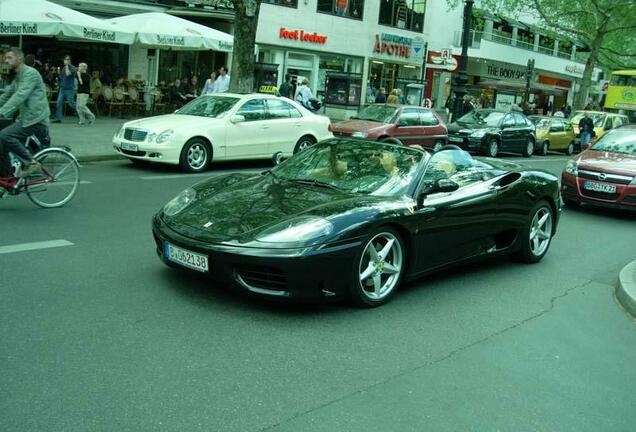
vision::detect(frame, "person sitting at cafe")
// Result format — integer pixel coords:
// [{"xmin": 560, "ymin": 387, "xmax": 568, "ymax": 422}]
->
[
  {"xmin": 90, "ymin": 70, "xmax": 102, "ymax": 103},
  {"xmin": 187, "ymin": 76, "xmax": 199, "ymax": 98},
  {"xmin": 169, "ymin": 78, "xmax": 187, "ymax": 107}
]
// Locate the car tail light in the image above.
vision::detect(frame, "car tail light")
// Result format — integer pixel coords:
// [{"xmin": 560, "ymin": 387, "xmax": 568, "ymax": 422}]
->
[{"xmin": 328, "ymin": 123, "xmax": 333, "ymax": 133}]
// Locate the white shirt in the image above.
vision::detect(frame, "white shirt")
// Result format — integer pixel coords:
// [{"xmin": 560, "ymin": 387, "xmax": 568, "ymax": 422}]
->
[
  {"xmin": 214, "ymin": 74, "xmax": 230, "ymax": 93},
  {"xmin": 295, "ymin": 85, "xmax": 313, "ymax": 104},
  {"xmin": 553, "ymin": 111, "xmax": 565, "ymax": 117}
]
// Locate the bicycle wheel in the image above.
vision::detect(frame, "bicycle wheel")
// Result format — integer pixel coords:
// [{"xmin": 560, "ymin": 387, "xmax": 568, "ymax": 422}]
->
[{"xmin": 26, "ymin": 148, "xmax": 80, "ymax": 208}]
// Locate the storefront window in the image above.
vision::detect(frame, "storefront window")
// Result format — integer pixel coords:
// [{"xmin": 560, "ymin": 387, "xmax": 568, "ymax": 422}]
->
[
  {"xmin": 378, "ymin": 0, "xmax": 426, "ymax": 32},
  {"xmin": 324, "ymin": 72, "xmax": 362, "ymax": 106},
  {"xmin": 158, "ymin": 50, "xmax": 225, "ymax": 85},
  {"xmin": 262, "ymin": 0, "xmax": 298, "ymax": 8},
  {"xmin": 317, "ymin": 0, "xmax": 364, "ymax": 20}
]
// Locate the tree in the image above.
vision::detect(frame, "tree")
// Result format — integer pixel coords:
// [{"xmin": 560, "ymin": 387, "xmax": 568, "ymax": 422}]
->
[
  {"xmin": 447, "ymin": 0, "xmax": 636, "ymax": 109},
  {"xmin": 230, "ymin": 0, "xmax": 262, "ymax": 93}
]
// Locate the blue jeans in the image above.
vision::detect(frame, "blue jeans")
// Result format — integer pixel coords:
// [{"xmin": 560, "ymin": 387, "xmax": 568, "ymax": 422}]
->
[
  {"xmin": 580, "ymin": 131, "xmax": 592, "ymax": 146},
  {"xmin": 56, "ymin": 88, "xmax": 77, "ymax": 120}
]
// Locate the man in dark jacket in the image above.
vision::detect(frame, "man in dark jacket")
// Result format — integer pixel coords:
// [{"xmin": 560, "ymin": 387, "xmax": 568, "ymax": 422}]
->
[
  {"xmin": 578, "ymin": 112, "xmax": 595, "ymax": 148},
  {"xmin": 0, "ymin": 47, "xmax": 49, "ymax": 177},
  {"xmin": 279, "ymin": 74, "xmax": 294, "ymax": 100}
]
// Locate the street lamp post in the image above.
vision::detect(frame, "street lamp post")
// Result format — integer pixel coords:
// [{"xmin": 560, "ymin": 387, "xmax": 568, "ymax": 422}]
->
[{"xmin": 452, "ymin": 0, "xmax": 475, "ymax": 122}]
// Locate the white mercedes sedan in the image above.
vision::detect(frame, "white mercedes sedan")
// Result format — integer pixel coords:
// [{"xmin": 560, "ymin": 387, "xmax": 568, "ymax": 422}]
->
[{"xmin": 112, "ymin": 93, "xmax": 333, "ymax": 172}]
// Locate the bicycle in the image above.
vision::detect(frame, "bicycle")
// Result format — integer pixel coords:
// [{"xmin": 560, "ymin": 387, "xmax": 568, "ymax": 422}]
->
[{"xmin": 0, "ymin": 122, "xmax": 80, "ymax": 208}]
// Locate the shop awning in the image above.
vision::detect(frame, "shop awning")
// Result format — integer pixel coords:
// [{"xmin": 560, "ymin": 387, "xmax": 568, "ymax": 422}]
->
[
  {"xmin": 478, "ymin": 79, "xmax": 566, "ymax": 95},
  {"xmin": 105, "ymin": 13, "xmax": 233, "ymax": 52},
  {"xmin": 0, "ymin": 0, "xmax": 134, "ymax": 44}
]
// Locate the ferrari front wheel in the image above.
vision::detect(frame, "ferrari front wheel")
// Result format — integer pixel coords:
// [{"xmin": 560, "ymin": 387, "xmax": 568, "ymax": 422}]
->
[{"xmin": 350, "ymin": 228, "xmax": 405, "ymax": 307}]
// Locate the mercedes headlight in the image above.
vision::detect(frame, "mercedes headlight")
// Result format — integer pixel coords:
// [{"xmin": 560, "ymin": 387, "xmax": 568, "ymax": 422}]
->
[
  {"xmin": 352, "ymin": 131, "xmax": 368, "ymax": 138},
  {"xmin": 565, "ymin": 160, "xmax": 578, "ymax": 176},
  {"xmin": 116, "ymin": 127, "xmax": 125, "ymax": 139},
  {"xmin": 470, "ymin": 129, "xmax": 487, "ymax": 138},
  {"xmin": 163, "ymin": 188, "xmax": 196, "ymax": 217},
  {"xmin": 256, "ymin": 216, "xmax": 333, "ymax": 243},
  {"xmin": 155, "ymin": 129, "xmax": 174, "ymax": 144}
]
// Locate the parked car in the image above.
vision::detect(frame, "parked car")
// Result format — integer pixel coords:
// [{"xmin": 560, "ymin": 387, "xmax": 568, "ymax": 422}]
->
[
  {"xmin": 570, "ymin": 110, "xmax": 629, "ymax": 149},
  {"xmin": 561, "ymin": 125, "xmax": 636, "ymax": 211},
  {"xmin": 332, "ymin": 104, "xmax": 448, "ymax": 151},
  {"xmin": 113, "ymin": 93, "xmax": 333, "ymax": 172},
  {"xmin": 528, "ymin": 115, "xmax": 577, "ymax": 155},
  {"xmin": 447, "ymin": 109, "xmax": 537, "ymax": 157},
  {"xmin": 153, "ymin": 138, "xmax": 560, "ymax": 307}
]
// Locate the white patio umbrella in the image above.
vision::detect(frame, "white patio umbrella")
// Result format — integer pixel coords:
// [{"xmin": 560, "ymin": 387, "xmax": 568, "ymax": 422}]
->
[
  {"xmin": 0, "ymin": 0, "xmax": 134, "ymax": 44},
  {"xmin": 105, "ymin": 13, "xmax": 233, "ymax": 52}
]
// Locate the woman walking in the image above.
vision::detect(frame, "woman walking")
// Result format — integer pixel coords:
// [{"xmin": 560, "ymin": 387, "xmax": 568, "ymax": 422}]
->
[{"xmin": 76, "ymin": 63, "xmax": 95, "ymax": 125}]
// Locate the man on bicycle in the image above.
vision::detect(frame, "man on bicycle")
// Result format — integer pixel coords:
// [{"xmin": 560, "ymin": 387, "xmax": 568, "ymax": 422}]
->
[{"xmin": 0, "ymin": 47, "xmax": 49, "ymax": 178}]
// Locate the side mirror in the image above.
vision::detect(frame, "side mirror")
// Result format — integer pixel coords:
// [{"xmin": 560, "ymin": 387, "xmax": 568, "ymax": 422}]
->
[
  {"xmin": 416, "ymin": 178, "xmax": 459, "ymax": 207},
  {"xmin": 230, "ymin": 115, "xmax": 246, "ymax": 124},
  {"xmin": 272, "ymin": 151, "xmax": 284, "ymax": 165}
]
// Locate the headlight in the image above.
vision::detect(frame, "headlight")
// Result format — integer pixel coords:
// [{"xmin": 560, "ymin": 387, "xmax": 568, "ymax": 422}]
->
[
  {"xmin": 147, "ymin": 133, "xmax": 157, "ymax": 142},
  {"xmin": 470, "ymin": 129, "xmax": 487, "ymax": 138},
  {"xmin": 155, "ymin": 129, "xmax": 174, "ymax": 144},
  {"xmin": 163, "ymin": 188, "xmax": 196, "ymax": 217},
  {"xmin": 565, "ymin": 160, "xmax": 578, "ymax": 176},
  {"xmin": 256, "ymin": 216, "xmax": 333, "ymax": 243},
  {"xmin": 116, "ymin": 127, "xmax": 125, "ymax": 139},
  {"xmin": 351, "ymin": 131, "xmax": 368, "ymax": 138}
]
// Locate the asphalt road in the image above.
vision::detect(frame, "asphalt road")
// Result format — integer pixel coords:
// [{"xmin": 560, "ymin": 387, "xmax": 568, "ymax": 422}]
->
[{"xmin": 1, "ymin": 155, "xmax": 635, "ymax": 432}]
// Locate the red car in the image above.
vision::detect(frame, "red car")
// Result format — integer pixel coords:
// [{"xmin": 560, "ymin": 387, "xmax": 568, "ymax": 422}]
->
[
  {"xmin": 332, "ymin": 104, "xmax": 448, "ymax": 151},
  {"xmin": 561, "ymin": 125, "xmax": 636, "ymax": 211}
]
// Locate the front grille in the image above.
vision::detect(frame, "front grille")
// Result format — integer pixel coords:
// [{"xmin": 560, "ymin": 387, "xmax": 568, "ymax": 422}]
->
[
  {"xmin": 581, "ymin": 190, "xmax": 620, "ymax": 201},
  {"xmin": 123, "ymin": 128, "xmax": 148, "ymax": 142},
  {"xmin": 236, "ymin": 266, "xmax": 287, "ymax": 291},
  {"xmin": 623, "ymin": 195, "xmax": 636, "ymax": 204},
  {"xmin": 578, "ymin": 169, "xmax": 633, "ymax": 185},
  {"xmin": 121, "ymin": 149, "xmax": 147, "ymax": 157}
]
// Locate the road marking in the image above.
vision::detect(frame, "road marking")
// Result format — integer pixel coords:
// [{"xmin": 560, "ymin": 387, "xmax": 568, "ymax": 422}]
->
[
  {"xmin": 0, "ymin": 240, "xmax": 74, "ymax": 254},
  {"xmin": 139, "ymin": 170, "xmax": 261, "ymax": 180}
]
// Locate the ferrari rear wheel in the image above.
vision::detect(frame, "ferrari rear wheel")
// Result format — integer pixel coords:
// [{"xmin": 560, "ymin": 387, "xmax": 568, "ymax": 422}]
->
[
  {"xmin": 514, "ymin": 200, "xmax": 553, "ymax": 263},
  {"xmin": 433, "ymin": 140, "xmax": 444, "ymax": 152},
  {"xmin": 350, "ymin": 228, "xmax": 405, "ymax": 307}
]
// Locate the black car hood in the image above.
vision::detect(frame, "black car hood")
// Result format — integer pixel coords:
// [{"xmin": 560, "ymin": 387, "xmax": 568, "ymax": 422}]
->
[
  {"xmin": 448, "ymin": 121, "xmax": 495, "ymax": 134},
  {"xmin": 163, "ymin": 173, "xmax": 405, "ymax": 244}
]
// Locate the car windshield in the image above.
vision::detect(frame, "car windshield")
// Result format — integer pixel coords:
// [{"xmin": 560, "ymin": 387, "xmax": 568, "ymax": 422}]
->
[
  {"xmin": 571, "ymin": 112, "xmax": 605, "ymax": 128},
  {"xmin": 272, "ymin": 139, "xmax": 428, "ymax": 196},
  {"xmin": 175, "ymin": 96, "xmax": 240, "ymax": 118},
  {"xmin": 352, "ymin": 105, "xmax": 400, "ymax": 123},
  {"xmin": 458, "ymin": 110, "xmax": 505, "ymax": 127},
  {"xmin": 590, "ymin": 129, "xmax": 636, "ymax": 155},
  {"xmin": 530, "ymin": 117, "xmax": 550, "ymax": 129}
]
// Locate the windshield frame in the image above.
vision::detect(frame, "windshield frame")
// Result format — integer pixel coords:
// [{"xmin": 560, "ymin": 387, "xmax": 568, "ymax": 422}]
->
[
  {"xmin": 457, "ymin": 109, "xmax": 505, "ymax": 127},
  {"xmin": 271, "ymin": 139, "xmax": 429, "ymax": 198},
  {"xmin": 352, "ymin": 105, "xmax": 401, "ymax": 124},
  {"xmin": 174, "ymin": 95, "xmax": 240, "ymax": 118}
]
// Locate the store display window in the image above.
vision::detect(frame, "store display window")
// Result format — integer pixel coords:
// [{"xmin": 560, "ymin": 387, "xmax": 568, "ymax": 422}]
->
[{"xmin": 324, "ymin": 72, "xmax": 362, "ymax": 106}]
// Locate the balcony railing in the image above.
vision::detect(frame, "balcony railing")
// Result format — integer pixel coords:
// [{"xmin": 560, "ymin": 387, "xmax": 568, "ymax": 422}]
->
[{"xmin": 455, "ymin": 30, "xmax": 588, "ymax": 64}]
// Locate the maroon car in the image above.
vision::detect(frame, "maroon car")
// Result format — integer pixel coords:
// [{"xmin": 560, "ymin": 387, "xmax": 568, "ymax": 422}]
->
[
  {"xmin": 332, "ymin": 104, "xmax": 448, "ymax": 151},
  {"xmin": 561, "ymin": 125, "xmax": 636, "ymax": 211}
]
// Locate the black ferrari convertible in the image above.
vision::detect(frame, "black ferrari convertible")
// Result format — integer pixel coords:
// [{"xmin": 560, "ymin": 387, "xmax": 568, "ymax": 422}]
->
[{"xmin": 152, "ymin": 138, "xmax": 561, "ymax": 307}]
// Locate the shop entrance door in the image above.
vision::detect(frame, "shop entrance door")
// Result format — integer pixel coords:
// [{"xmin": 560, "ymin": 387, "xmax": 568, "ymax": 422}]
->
[{"xmin": 285, "ymin": 52, "xmax": 316, "ymax": 100}]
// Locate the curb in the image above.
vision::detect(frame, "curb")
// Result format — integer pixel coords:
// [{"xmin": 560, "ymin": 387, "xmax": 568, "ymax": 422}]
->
[
  {"xmin": 76, "ymin": 154, "xmax": 127, "ymax": 163},
  {"xmin": 616, "ymin": 260, "xmax": 636, "ymax": 318}
]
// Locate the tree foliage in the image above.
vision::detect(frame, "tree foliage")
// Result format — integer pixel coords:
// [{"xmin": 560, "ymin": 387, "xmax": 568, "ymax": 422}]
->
[{"xmin": 447, "ymin": 0, "xmax": 636, "ymax": 108}]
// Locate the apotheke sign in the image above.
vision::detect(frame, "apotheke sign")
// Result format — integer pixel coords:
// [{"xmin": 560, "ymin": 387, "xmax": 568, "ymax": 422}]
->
[
  {"xmin": 373, "ymin": 33, "xmax": 412, "ymax": 59},
  {"xmin": 279, "ymin": 27, "xmax": 327, "ymax": 44}
]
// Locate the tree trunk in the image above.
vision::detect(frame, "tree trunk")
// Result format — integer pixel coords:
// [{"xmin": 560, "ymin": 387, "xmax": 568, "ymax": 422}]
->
[
  {"xmin": 230, "ymin": 0, "xmax": 261, "ymax": 94},
  {"xmin": 573, "ymin": 23, "xmax": 607, "ymax": 110}
]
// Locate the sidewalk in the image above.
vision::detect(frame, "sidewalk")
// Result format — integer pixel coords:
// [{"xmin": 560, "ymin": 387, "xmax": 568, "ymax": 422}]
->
[
  {"xmin": 617, "ymin": 260, "xmax": 636, "ymax": 319},
  {"xmin": 48, "ymin": 115, "xmax": 134, "ymax": 162}
]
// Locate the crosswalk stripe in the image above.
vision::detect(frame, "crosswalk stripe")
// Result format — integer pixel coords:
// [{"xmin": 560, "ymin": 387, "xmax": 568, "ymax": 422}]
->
[{"xmin": 0, "ymin": 240, "xmax": 74, "ymax": 254}]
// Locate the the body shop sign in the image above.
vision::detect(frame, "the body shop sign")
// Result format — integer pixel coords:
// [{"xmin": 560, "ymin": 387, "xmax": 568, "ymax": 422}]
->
[
  {"xmin": 373, "ymin": 33, "xmax": 412, "ymax": 59},
  {"xmin": 469, "ymin": 59, "xmax": 526, "ymax": 81},
  {"xmin": 279, "ymin": 27, "xmax": 327, "ymax": 44}
]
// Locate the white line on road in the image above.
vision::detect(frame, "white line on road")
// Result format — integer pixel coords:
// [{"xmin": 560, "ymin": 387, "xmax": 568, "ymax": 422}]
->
[{"xmin": 0, "ymin": 240, "xmax": 74, "ymax": 255}]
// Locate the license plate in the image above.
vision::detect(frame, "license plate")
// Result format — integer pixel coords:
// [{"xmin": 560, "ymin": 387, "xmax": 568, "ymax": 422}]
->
[
  {"xmin": 121, "ymin": 142, "xmax": 138, "ymax": 151},
  {"xmin": 583, "ymin": 180, "xmax": 616, "ymax": 194},
  {"xmin": 448, "ymin": 136, "xmax": 463, "ymax": 143},
  {"xmin": 165, "ymin": 243, "xmax": 209, "ymax": 272}
]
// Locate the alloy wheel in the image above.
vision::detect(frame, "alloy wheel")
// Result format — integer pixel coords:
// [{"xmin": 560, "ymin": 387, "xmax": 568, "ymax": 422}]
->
[
  {"xmin": 358, "ymin": 232, "xmax": 404, "ymax": 301},
  {"xmin": 529, "ymin": 207, "xmax": 552, "ymax": 257},
  {"xmin": 526, "ymin": 139, "xmax": 534, "ymax": 157},
  {"xmin": 488, "ymin": 140, "xmax": 498, "ymax": 158},
  {"xmin": 187, "ymin": 143, "xmax": 208, "ymax": 170},
  {"xmin": 433, "ymin": 141, "xmax": 443, "ymax": 152}
]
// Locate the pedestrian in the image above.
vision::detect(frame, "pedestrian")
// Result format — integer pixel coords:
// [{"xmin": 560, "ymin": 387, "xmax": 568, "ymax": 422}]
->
[
  {"xmin": 188, "ymin": 76, "xmax": 199, "ymax": 98},
  {"xmin": 387, "ymin": 89, "xmax": 399, "ymax": 104},
  {"xmin": 90, "ymin": 70, "xmax": 102, "ymax": 103},
  {"xmin": 295, "ymin": 78, "xmax": 315, "ymax": 110},
  {"xmin": 53, "ymin": 54, "xmax": 77, "ymax": 123},
  {"xmin": 578, "ymin": 112, "xmax": 594, "ymax": 149},
  {"xmin": 279, "ymin": 73, "xmax": 294, "ymax": 99},
  {"xmin": 214, "ymin": 66, "xmax": 230, "ymax": 93},
  {"xmin": 375, "ymin": 87, "xmax": 387, "ymax": 103},
  {"xmin": 462, "ymin": 94, "xmax": 474, "ymax": 115},
  {"xmin": 397, "ymin": 88, "xmax": 405, "ymax": 104},
  {"xmin": 76, "ymin": 63, "xmax": 95, "ymax": 125},
  {"xmin": 564, "ymin": 105, "xmax": 572, "ymax": 117},
  {"xmin": 202, "ymin": 71, "xmax": 217, "ymax": 95}
]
